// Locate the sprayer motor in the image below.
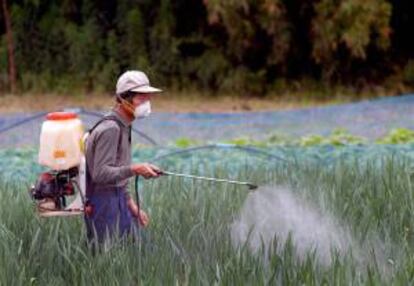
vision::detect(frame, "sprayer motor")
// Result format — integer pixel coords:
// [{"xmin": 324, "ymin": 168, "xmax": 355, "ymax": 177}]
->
[{"xmin": 30, "ymin": 167, "xmax": 78, "ymax": 210}]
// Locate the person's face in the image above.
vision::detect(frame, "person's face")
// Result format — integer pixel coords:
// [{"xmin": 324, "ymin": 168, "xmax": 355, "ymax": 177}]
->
[{"xmin": 131, "ymin": 93, "xmax": 151, "ymax": 108}]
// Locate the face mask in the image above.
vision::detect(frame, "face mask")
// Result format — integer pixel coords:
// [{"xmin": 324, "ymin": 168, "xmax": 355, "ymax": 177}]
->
[{"xmin": 134, "ymin": 100, "xmax": 151, "ymax": 119}]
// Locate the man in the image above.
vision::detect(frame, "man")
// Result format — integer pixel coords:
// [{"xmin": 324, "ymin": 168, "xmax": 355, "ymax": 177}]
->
[{"xmin": 84, "ymin": 70, "xmax": 162, "ymax": 245}]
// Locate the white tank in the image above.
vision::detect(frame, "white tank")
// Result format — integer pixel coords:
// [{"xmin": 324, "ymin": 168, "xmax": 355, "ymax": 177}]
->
[{"xmin": 38, "ymin": 112, "xmax": 84, "ymax": 170}]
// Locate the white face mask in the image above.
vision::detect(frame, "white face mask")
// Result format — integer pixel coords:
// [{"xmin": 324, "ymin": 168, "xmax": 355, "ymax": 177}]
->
[{"xmin": 134, "ymin": 101, "xmax": 151, "ymax": 119}]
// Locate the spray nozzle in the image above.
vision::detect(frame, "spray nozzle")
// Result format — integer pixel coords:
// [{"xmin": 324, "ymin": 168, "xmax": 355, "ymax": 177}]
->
[{"xmin": 247, "ymin": 183, "xmax": 258, "ymax": 190}]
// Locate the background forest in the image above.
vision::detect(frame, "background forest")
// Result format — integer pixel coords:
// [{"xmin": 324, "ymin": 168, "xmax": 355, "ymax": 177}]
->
[{"xmin": 1, "ymin": 0, "xmax": 414, "ymax": 97}]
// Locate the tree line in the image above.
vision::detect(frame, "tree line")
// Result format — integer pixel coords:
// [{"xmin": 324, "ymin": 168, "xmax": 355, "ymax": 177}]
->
[{"xmin": 1, "ymin": 0, "xmax": 413, "ymax": 96}]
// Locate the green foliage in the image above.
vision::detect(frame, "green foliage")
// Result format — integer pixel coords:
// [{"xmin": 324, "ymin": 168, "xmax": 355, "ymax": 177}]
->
[
  {"xmin": 312, "ymin": 0, "xmax": 392, "ymax": 79},
  {"xmin": 300, "ymin": 129, "xmax": 366, "ymax": 146},
  {"xmin": 262, "ymin": 133, "xmax": 293, "ymax": 146},
  {"xmin": 0, "ymin": 36, "xmax": 8, "ymax": 90},
  {"xmin": 377, "ymin": 128, "xmax": 414, "ymax": 144},
  {"xmin": 403, "ymin": 60, "xmax": 414, "ymax": 85},
  {"xmin": 117, "ymin": 7, "xmax": 148, "ymax": 70},
  {"xmin": 149, "ymin": 0, "xmax": 179, "ymax": 86},
  {"xmin": 64, "ymin": 19, "xmax": 106, "ymax": 87},
  {"xmin": 180, "ymin": 48, "xmax": 230, "ymax": 91},
  {"xmin": 173, "ymin": 137, "xmax": 200, "ymax": 148},
  {"xmin": 299, "ymin": 134, "xmax": 326, "ymax": 147},
  {"xmin": 1, "ymin": 147, "xmax": 414, "ymax": 283},
  {"xmin": 224, "ymin": 137, "xmax": 267, "ymax": 147},
  {"xmin": 0, "ymin": 0, "xmax": 410, "ymax": 94},
  {"xmin": 170, "ymin": 128, "xmax": 414, "ymax": 148},
  {"xmin": 204, "ymin": 0, "xmax": 290, "ymax": 65},
  {"xmin": 221, "ymin": 67, "xmax": 267, "ymax": 95},
  {"xmin": 203, "ymin": 0, "xmax": 290, "ymax": 94}
]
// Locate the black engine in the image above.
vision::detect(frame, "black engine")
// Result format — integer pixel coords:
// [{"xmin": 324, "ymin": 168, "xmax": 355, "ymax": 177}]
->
[{"xmin": 30, "ymin": 167, "xmax": 78, "ymax": 210}]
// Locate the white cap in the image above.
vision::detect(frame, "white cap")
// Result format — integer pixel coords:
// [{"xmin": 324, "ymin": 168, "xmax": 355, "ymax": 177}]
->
[{"xmin": 116, "ymin": 70, "xmax": 162, "ymax": 95}]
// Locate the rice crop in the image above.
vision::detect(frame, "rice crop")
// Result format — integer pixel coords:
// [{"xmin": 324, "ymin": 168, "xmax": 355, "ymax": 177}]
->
[{"xmin": 1, "ymin": 146, "xmax": 414, "ymax": 284}]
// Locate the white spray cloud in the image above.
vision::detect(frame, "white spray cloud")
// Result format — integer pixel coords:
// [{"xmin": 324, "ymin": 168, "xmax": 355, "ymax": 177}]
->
[{"xmin": 231, "ymin": 186, "xmax": 361, "ymax": 266}]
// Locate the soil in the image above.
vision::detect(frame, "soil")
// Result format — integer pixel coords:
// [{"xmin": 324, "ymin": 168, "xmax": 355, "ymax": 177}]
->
[{"xmin": 0, "ymin": 92, "xmax": 352, "ymax": 114}]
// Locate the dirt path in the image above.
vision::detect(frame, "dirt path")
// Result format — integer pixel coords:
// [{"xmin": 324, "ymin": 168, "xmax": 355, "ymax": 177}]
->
[{"xmin": 0, "ymin": 92, "xmax": 351, "ymax": 114}]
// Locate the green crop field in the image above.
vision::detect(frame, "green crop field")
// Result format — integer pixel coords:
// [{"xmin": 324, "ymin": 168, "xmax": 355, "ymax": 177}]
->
[{"xmin": 1, "ymin": 145, "xmax": 414, "ymax": 285}]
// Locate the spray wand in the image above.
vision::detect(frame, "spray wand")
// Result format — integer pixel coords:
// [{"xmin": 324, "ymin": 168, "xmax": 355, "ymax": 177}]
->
[
  {"xmin": 134, "ymin": 170, "xmax": 258, "ymax": 217},
  {"xmin": 159, "ymin": 171, "xmax": 258, "ymax": 190}
]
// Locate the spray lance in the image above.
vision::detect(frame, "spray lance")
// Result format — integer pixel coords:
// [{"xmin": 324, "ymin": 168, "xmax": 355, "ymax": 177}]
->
[
  {"xmin": 134, "ymin": 170, "xmax": 258, "ymax": 213},
  {"xmin": 159, "ymin": 171, "xmax": 258, "ymax": 190}
]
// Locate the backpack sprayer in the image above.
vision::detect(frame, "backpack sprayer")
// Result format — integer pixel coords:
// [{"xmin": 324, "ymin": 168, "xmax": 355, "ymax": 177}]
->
[
  {"xmin": 29, "ymin": 112, "xmax": 86, "ymax": 217},
  {"xmin": 29, "ymin": 112, "xmax": 257, "ymax": 217}
]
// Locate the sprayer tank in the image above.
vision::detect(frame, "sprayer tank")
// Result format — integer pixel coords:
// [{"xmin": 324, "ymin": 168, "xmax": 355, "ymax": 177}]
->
[{"xmin": 38, "ymin": 112, "xmax": 84, "ymax": 170}]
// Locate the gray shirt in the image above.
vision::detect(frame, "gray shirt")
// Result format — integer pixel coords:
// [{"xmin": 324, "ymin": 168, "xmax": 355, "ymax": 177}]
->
[{"xmin": 85, "ymin": 110, "xmax": 134, "ymax": 192}]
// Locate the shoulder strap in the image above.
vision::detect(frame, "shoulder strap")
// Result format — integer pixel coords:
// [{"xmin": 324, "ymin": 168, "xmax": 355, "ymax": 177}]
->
[
  {"xmin": 89, "ymin": 115, "xmax": 121, "ymax": 136},
  {"xmin": 88, "ymin": 115, "xmax": 130, "ymax": 163},
  {"xmin": 95, "ymin": 115, "xmax": 131, "ymax": 143}
]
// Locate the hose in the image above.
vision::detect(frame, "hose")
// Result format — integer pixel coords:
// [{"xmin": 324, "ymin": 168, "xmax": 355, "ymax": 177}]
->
[
  {"xmin": 80, "ymin": 109, "xmax": 158, "ymax": 146},
  {"xmin": 150, "ymin": 143, "xmax": 288, "ymax": 163},
  {"xmin": 135, "ymin": 175, "xmax": 141, "ymax": 211},
  {"xmin": 135, "ymin": 144, "xmax": 288, "ymax": 209},
  {"xmin": 0, "ymin": 112, "xmax": 48, "ymax": 135},
  {"xmin": 0, "ymin": 109, "xmax": 159, "ymax": 146}
]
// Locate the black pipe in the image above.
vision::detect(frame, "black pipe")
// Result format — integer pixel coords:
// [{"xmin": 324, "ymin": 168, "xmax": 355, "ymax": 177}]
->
[
  {"xmin": 80, "ymin": 110, "xmax": 158, "ymax": 146},
  {"xmin": 0, "ymin": 112, "xmax": 48, "ymax": 135},
  {"xmin": 150, "ymin": 144, "xmax": 288, "ymax": 163}
]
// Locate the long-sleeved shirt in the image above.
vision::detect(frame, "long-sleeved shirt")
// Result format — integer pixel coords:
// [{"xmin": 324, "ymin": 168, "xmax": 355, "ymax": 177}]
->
[{"xmin": 85, "ymin": 110, "xmax": 134, "ymax": 194}]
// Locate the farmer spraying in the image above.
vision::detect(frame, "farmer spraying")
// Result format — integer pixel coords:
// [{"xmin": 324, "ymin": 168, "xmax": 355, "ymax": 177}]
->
[
  {"xmin": 84, "ymin": 70, "xmax": 162, "ymax": 245},
  {"xmin": 29, "ymin": 70, "xmax": 256, "ymax": 245}
]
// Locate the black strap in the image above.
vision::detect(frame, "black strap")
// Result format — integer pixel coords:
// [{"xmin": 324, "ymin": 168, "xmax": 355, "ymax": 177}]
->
[
  {"xmin": 89, "ymin": 115, "xmax": 131, "ymax": 142},
  {"xmin": 88, "ymin": 115, "xmax": 131, "ymax": 163}
]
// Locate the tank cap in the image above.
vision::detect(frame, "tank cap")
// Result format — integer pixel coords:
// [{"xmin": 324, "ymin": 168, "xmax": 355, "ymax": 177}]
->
[{"xmin": 46, "ymin": 112, "xmax": 78, "ymax": 121}]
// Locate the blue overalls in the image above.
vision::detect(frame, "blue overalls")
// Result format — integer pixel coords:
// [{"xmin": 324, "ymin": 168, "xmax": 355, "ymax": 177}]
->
[{"xmin": 84, "ymin": 186, "xmax": 138, "ymax": 244}]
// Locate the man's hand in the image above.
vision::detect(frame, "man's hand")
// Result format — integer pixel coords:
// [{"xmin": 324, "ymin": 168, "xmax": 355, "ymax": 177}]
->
[
  {"xmin": 127, "ymin": 198, "xmax": 150, "ymax": 227},
  {"xmin": 131, "ymin": 163, "xmax": 162, "ymax": 179},
  {"xmin": 137, "ymin": 209, "xmax": 149, "ymax": 227}
]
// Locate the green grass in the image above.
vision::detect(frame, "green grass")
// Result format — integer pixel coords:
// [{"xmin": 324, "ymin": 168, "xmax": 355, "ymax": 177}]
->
[
  {"xmin": 169, "ymin": 128, "xmax": 414, "ymax": 148},
  {"xmin": 1, "ymin": 146, "xmax": 414, "ymax": 284}
]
